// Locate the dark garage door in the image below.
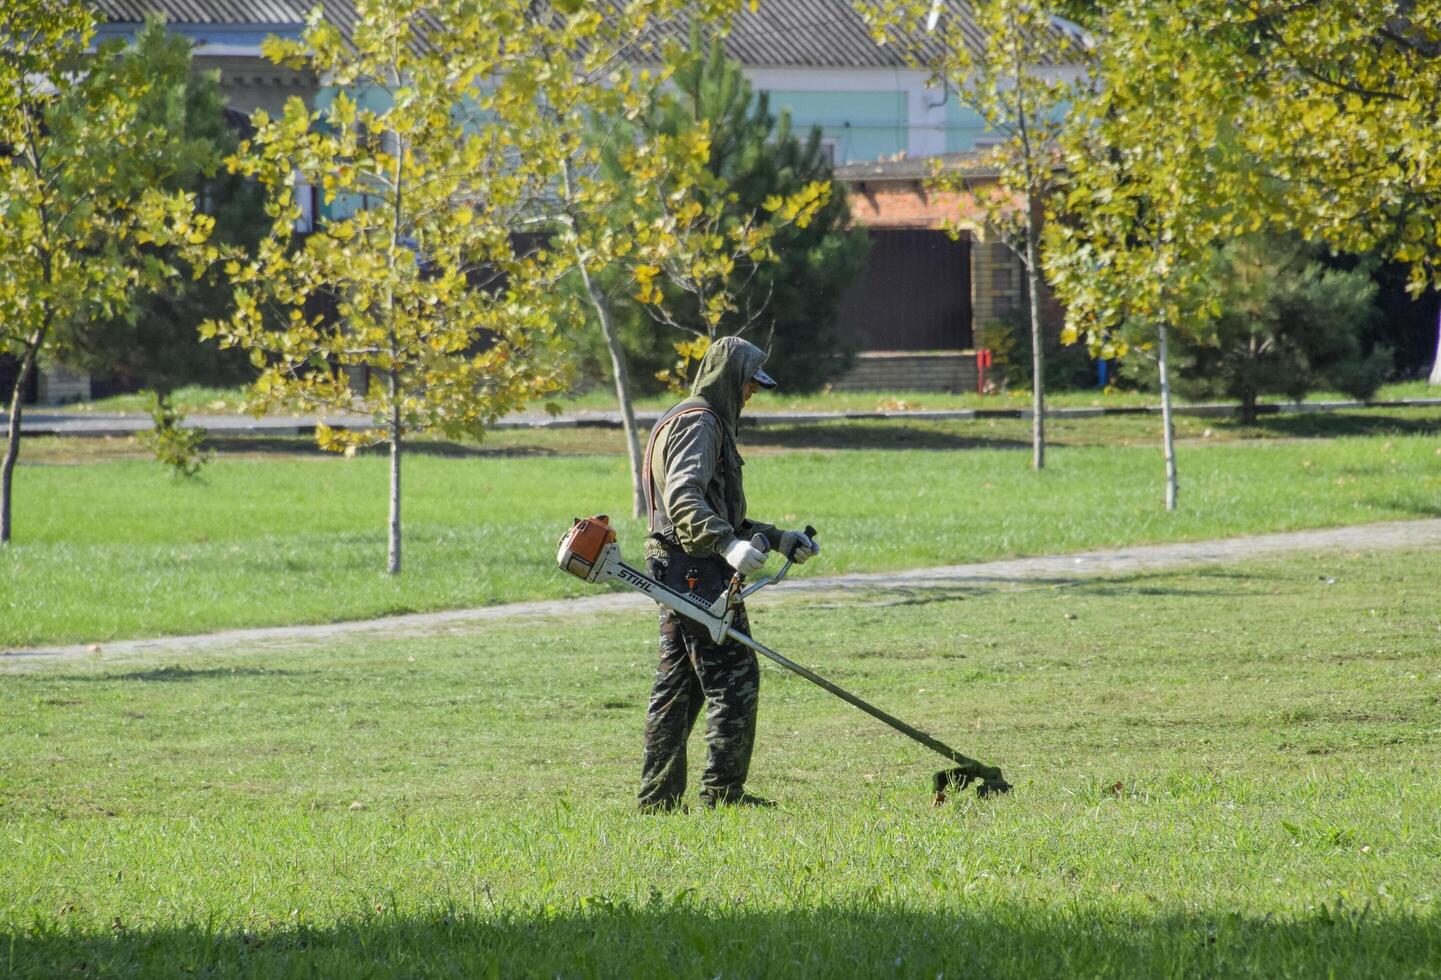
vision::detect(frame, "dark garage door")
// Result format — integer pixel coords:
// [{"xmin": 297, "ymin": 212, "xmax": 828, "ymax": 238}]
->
[
  {"xmin": 837, "ymin": 229, "xmax": 972, "ymax": 351},
  {"xmin": 0, "ymin": 354, "xmax": 38, "ymax": 407}
]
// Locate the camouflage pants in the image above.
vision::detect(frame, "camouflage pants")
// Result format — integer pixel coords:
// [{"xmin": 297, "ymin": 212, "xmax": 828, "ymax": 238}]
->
[{"xmin": 637, "ymin": 605, "xmax": 759, "ymax": 810}]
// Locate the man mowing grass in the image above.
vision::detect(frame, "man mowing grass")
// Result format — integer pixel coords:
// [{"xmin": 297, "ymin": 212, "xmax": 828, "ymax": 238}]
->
[{"xmin": 638, "ymin": 336, "xmax": 819, "ymax": 812}]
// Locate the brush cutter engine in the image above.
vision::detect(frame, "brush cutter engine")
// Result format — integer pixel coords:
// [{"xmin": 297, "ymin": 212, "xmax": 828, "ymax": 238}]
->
[
  {"xmin": 557, "ymin": 515, "xmax": 737, "ymax": 643},
  {"xmin": 555, "ymin": 515, "xmax": 1012, "ymax": 800},
  {"xmin": 556, "ymin": 515, "xmax": 620, "ymax": 583}
]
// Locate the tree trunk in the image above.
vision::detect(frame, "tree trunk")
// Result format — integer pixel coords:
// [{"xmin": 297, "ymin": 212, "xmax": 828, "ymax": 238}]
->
[
  {"xmin": 559, "ymin": 158, "xmax": 646, "ymax": 519},
  {"xmin": 576, "ymin": 254, "xmax": 646, "ymax": 519},
  {"xmin": 384, "ymin": 112, "xmax": 405, "ymax": 575},
  {"xmin": 1024, "ymin": 222, "xmax": 1046, "ymax": 471},
  {"xmin": 1157, "ymin": 319, "xmax": 1179, "ymax": 512},
  {"xmin": 1240, "ymin": 388, "xmax": 1258, "ymax": 426},
  {"xmin": 387, "ymin": 375, "xmax": 402, "ymax": 575},
  {"xmin": 1430, "ymin": 304, "xmax": 1441, "ymax": 385},
  {"xmin": 1, "ymin": 343, "xmax": 39, "ymax": 544},
  {"xmin": 1009, "ymin": 23, "xmax": 1045, "ymax": 472},
  {"xmin": 8, "ymin": 123, "xmax": 50, "ymax": 546}
]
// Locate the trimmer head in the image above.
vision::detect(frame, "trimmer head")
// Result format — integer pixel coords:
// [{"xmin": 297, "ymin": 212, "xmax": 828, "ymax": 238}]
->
[{"xmin": 932, "ymin": 765, "xmax": 1013, "ymax": 805}]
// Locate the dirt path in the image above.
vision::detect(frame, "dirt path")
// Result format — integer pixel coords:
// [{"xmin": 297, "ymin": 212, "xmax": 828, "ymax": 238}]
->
[{"xmin": 6, "ymin": 518, "xmax": 1439, "ymax": 671}]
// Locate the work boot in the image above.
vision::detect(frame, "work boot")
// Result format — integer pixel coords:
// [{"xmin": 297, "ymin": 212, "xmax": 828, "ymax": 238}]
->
[
  {"xmin": 638, "ymin": 797, "xmax": 687, "ymax": 815},
  {"xmin": 700, "ymin": 791, "xmax": 775, "ymax": 810}
]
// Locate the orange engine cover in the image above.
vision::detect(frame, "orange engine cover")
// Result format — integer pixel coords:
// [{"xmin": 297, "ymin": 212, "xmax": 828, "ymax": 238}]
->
[{"xmin": 557, "ymin": 515, "xmax": 617, "ymax": 581}]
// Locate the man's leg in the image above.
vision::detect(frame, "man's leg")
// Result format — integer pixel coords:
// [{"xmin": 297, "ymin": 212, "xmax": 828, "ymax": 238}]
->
[
  {"xmin": 693, "ymin": 607, "xmax": 761, "ymax": 807},
  {"xmin": 638, "ymin": 609, "xmax": 704, "ymax": 811}
]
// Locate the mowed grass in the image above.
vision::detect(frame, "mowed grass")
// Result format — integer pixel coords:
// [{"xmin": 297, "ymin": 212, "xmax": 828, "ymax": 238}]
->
[
  {"xmin": 4, "ymin": 409, "xmax": 1441, "ymax": 647},
  {"xmin": 56, "ymin": 379, "xmax": 1441, "ymax": 416},
  {"xmin": 564, "ymin": 377, "xmax": 1441, "ymax": 413},
  {"xmin": 1, "ymin": 548, "xmax": 1438, "ymax": 977}
]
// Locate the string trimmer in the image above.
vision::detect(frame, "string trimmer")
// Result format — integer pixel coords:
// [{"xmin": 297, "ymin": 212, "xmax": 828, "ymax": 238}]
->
[{"xmin": 556, "ymin": 515, "xmax": 1012, "ymax": 802}]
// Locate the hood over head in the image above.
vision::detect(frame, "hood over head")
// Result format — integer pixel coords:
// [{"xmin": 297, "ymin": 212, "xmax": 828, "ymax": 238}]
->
[{"xmin": 689, "ymin": 336, "xmax": 772, "ymax": 430}]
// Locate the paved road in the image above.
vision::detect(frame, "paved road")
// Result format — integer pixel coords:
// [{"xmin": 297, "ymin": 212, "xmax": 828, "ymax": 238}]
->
[
  {"xmin": 6, "ymin": 518, "xmax": 1438, "ymax": 670},
  {"xmin": 9, "ymin": 396, "xmax": 1441, "ymax": 436}
]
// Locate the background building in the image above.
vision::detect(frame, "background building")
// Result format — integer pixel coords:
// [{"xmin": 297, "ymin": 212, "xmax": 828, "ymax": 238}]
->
[{"xmin": 12, "ymin": 0, "xmax": 1069, "ymax": 402}]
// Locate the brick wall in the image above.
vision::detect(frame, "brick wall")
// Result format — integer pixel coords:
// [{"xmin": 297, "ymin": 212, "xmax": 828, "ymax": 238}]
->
[
  {"xmin": 972, "ymin": 241, "xmax": 1066, "ymax": 348},
  {"xmin": 971, "ymin": 239, "xmax": 1023, "ymax": 333},
  {"xmin": 847, "ymin": 181, "xmax": 985, "ymax": 231},
  {"xmin": 831, "ymin": 351, "xmax": 980, "ymax": 393}
]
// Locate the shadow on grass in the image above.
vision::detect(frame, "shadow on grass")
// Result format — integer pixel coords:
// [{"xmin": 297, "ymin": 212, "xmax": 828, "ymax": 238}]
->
[
  {"xmin": 1066, "ymin": 582, "xmax": 1257, "ymax": 600},
  {"xmin": 1188, "ymin": 567, "xmax": 1291, "ymax": 581},
  {"xmin": 740, "ymin": 423, "xmax": 1031, "ymax": 452},
  {"xmin": 5, "ymin": 904, "xmax": 1436, "ymax": 978},
  {"xmin": 1219, "ymin": 411, "xmax": 1441, "ymax": 439},
  {"xmin": 821, "ymin": 575, "xmax": 1251, "ymax": 609},
  {"xmin": 56, "ymin": 666, "xmax": 312, "ymax": 683},
  {"xmin": 200, "ymin": 436, "xmax": 561, "ymax": 459},
  {"xmin": 1355, "ymin": 495, "xmax": 1441, "ymax": 519}
]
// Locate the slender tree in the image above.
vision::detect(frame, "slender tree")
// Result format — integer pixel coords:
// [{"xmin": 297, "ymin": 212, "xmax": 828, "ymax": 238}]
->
[
  {"xmin": 60, "ymin": 20, "xmax": 266, "ymax": 474},
  {"xmin": 528, "ymin": 17, "xmax": 831, "ymax": 518},
  {"xmin": 216, "ymin": 0, "xmax": 772, "ymax": 561},
  {"xmin": 862, "ymin": 0, "xmax": 1094, "ymax": 469},
  {"xmin": 0, "ymin": 1, "xmax": 214, "ymax": 541},
  {"xmin": 1042, "ymin": 13, "xmax": 1228, "ymax": 510},
  {"xmin": 211, "ymin": 0, "xmax": 578, "ymax": 574},
  {"xmin": 1045, "ymin": 163, "xmax": 1212, "ymax": 511},
  {"xmin": 557, "ymin": 119, "xmax": 807, "ymax": 519},
  {"xmin": 1073, "ymin": 1, "xmax": 1441, "ymax": 384},
  {"xmin": 598, "ymin": 35, "xmax": 869, "ymax": 394}
]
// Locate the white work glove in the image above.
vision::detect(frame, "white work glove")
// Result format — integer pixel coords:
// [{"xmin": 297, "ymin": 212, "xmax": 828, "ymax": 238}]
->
[
  {"xmin": 779, "ymin": 529, "xmax": 820, "ymax": 564},
  {"xmin": 722, "ymin": 533, "xmax": 769, "ymax": 575}
]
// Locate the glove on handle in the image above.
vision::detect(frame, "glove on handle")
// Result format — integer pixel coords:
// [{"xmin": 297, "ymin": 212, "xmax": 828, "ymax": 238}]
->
[
  {"xmin": 786, "ymin": 524, "xmax": 819, "ymax": 562},
  {"xmin": 724, "ymin": 534, "xmax": 770, "ymax": 575}
]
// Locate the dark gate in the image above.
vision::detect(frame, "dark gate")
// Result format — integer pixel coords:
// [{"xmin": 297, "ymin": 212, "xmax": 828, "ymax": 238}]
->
[{"xmin": 836, "ymin": 229, "xmax": 972, "ymax": 351}]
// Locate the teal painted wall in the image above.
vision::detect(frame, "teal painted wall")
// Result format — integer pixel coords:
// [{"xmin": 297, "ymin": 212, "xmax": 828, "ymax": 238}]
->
[
  {"xmin": 313, "ymin": 84, "xmax": 495, "ymax": 220},
  {"xmin": 314, "ymin": 85, "xmax": 393, "ymax": 221},
  {"xmin": 314, "ymin": 84, "xmax": 393, "ymax": 114},
  {"xmin": 943, "ymin": 97, "xmax": 1072, "ymax": 152},
  {"xmin": 760, "ymin": 90, "xmax": 907, "ymax": 163},
  {"xmin": 944, "ymin": 100, "xmax": 990, "ymax": 153}
]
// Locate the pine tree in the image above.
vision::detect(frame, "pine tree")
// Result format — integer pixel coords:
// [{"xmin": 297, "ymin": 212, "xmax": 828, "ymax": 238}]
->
[
  {"xmin": 603, "ymin": 35, "xmax": 870, "ymax": 393},
  {"xmin": 1120, "ymin": 238, "xmax": 1390, "ymax": 424}
]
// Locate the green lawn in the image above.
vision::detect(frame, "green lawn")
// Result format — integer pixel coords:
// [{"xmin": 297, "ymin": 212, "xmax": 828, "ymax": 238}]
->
[
  {"xmin": 52, "ymin": 384, "xmax": 258, "ymax": 416},
  {"xmin": 2, "ymin": 548, "xmax": 1437, "ymax": 977},
  {"xmin": 4, "ymin": 409, "xmax": 1440, "ymax": 647},
  {"xmin": 53, "ymin": 379, "xmax": 1441, "ymax": 417},
  {"xmin": 571, "ymin": 378, "xmax": 1441, "ymax": 414}
]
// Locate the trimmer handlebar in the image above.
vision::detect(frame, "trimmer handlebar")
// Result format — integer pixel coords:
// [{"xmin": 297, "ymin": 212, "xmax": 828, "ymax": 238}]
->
[
  {"xmin": 737, "ymin": 524, "xmax": 818, "ymax": 601},
  {"xmin": 557, "ymin": 516, "xmax": 818, "ymax": 639}
]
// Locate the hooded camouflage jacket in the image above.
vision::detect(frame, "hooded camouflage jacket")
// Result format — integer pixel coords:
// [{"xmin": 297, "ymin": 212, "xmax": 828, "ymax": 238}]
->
[{"xmin": 645, "ymin": 336, "xmax": 781, "ymax": 560}]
